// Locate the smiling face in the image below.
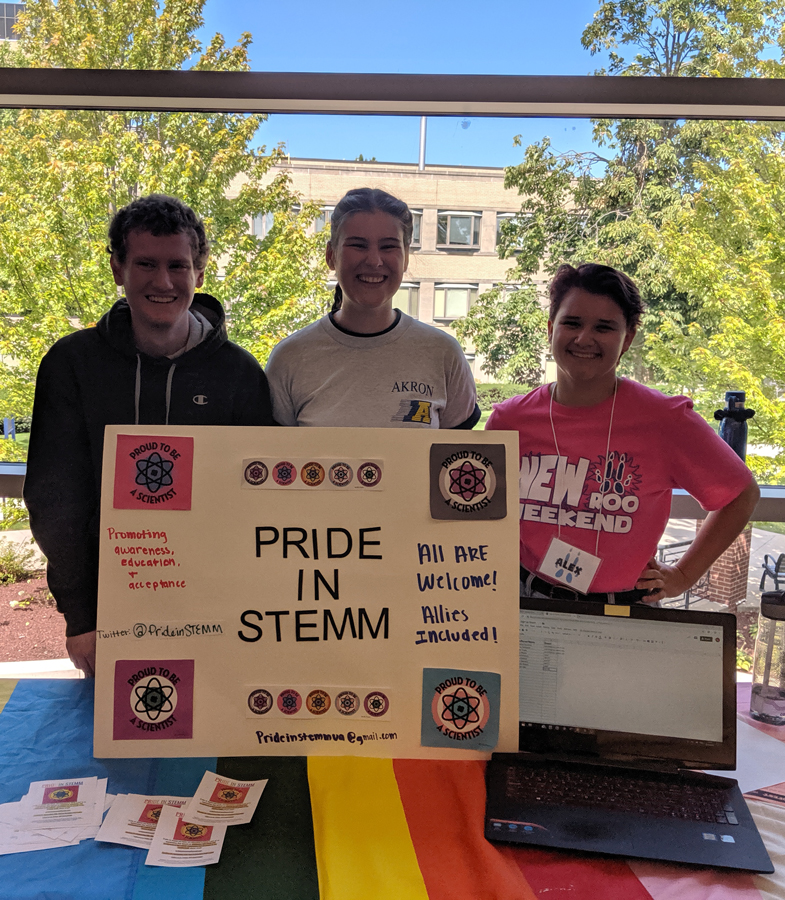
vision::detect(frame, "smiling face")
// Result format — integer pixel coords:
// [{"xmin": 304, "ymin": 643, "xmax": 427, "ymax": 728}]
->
[
  {"xmin": 548, "ymin": 287, "xmax": 636, "ymax": 398},
  {"xmin": 110, "ymin": 229, "xmax": 204, "ymax": 344},
  {"xmin": 326, "ymin": 210, "xmax": 409, "ymax": 318}
]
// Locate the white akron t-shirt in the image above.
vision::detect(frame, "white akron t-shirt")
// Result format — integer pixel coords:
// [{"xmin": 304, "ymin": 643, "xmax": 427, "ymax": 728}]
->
[{"xmin": 265, "ymin": 312, "xmax": 478, "ymax": 428}]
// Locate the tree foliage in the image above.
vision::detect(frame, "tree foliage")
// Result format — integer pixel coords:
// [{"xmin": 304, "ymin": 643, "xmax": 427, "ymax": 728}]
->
[
  {"xmin": 453, "ymin": 285, "xmax": 547, "ymax": 383},
  {"xmin": 478, "ymin": 0, "xmax": 785, "ymax": 407},
  {"xmin": 0, "ymin": 0, "xmax": 329, "ymax": 418},
  {"xmin": 646, "ymin": 125, "xmax": 785, "ymax": 479}
]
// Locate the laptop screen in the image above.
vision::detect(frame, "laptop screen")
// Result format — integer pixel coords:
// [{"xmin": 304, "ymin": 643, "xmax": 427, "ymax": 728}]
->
[{"xmin": 518, "ymin": 598, "xmax": 737, "ymax": 769}]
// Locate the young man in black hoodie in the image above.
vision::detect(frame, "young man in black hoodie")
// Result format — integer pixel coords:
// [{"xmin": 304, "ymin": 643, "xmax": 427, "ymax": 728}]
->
[{"xmin": 24, "ymin": 195, "xmax": 274, "ymax": 676}]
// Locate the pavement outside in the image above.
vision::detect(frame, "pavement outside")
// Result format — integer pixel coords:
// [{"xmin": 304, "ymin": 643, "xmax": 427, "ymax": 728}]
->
[{"xmin": 662, "ymin": 518, "xmax": 785, "ymax": 612}]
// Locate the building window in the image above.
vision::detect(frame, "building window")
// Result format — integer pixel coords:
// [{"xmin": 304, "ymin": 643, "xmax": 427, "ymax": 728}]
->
[
  {"xmin": 393, "ymin": 283, "xmax": 419, "ymax": 318},
  {"xmin": 437, "ymin": 211, "xmax": 481, "ymax": 249},
  {"xmin": 410, "ymin": 210, "xmax": 422, "ymax": 248},
  {"xmin": 496, "ymin": 212, "xmax": 532, "ymax": 253},
  {"xmin": 433, "ymin": 284, "xmax": 478, "ymax": 321},
  {"xmin": 0, "ymin": 3, "xmax": 23, "ymax": 40},
  {"xmin": 251, "ymin": 212, "xmax": 274, "ymax": 239},
  {"xmin": 314, "ymin": 206, "xmax": 335, "ymax": 233},
  {"xmin": 496, "ymin": 213, "xmax": 517, "ymax": 246}
]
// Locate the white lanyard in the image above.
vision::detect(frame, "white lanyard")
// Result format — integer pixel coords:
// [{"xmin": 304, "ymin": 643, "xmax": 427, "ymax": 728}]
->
[{"xmin": 548, "ymin": 378, "xmax": 618, "ymax": 558}]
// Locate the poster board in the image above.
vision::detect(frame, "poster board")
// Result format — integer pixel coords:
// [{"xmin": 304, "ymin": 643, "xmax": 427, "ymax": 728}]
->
[{"xmin": 94, "ymin": 426, "xmax": 519, "ymax": 759}]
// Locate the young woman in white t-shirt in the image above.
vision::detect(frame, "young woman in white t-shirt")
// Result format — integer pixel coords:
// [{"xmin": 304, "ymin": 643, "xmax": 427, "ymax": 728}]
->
[{"xmin": 266, "ymin": 188, "xmax": 480, "ymax": 430}]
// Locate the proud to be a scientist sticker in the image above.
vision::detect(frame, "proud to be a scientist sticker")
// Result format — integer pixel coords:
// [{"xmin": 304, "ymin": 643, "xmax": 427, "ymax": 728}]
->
[
  {"xmin": 113, "ymin": 435, "xmax": 194, "ymax": 511},
  {"xmin": 113, "ymin": 659, "xmax": 194, "ymax": 740},
  {"xmin": 420, "ymin": 668, "xmax": 501, "ymax": 751},
  {"xmin": 429, "ymin": 444, "xmax": 507, "ymax": 520}
]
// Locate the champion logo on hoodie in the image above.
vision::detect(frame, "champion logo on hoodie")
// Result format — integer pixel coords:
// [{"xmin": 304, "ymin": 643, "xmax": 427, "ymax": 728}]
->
[{"xmin": 193, "ymin": 395, "xmax": 208, "ymax": 406}]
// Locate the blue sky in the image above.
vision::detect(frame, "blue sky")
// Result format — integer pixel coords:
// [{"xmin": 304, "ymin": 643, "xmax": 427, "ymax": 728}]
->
[{"xmin": 198, "ymin": 0, "xmax": 611, "ymax": 168}]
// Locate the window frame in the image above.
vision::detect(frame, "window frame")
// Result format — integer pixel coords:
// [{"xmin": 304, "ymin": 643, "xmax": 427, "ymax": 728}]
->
[
  {"xmin": 0, "ymin": 3, "xmax": 23, "ymax": 41},
  {"xmin": 409, "ymin": 210, "xmax": 422, "ymax": 249},
  {"xmin": 436, "ymin": 211, "xmax": 482, "ymax": 250},
  {"xmin": 251, "ymin": 211, "xmax": 275, "ymax": 240},
  {"xmin": 392, "ymin": 282, "xmax": 419, "ymax": 318},
  {"xmin": 433, "ymin": 283, "xmax": 479, "ymax": 322}
]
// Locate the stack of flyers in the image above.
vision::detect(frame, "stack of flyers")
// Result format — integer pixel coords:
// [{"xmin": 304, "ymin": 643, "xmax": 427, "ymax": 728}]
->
[
  {"xmin": 143, "ymin": 772, "xmax": 266, "ymax": 867},
  {"xmin": 96, "ymin": 795, "xmax": 189, "ymax": 849},
  {"xmin": 0, "ymin": 771, "xmax": 267, "ymax": 866},
  {"xmin": 181, "ymin": 772, "xmax": 268, "ymax": 825},
  {"xmin": 0, "ymin": 777, "xmax": 113, "ymax": 855},
  {"xmin": 145, "ymin": 806, "xmax": 226, "ymax": 867}
]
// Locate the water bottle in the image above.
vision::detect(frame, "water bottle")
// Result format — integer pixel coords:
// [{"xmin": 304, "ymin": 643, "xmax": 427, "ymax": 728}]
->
[
  {"xmin": 714, "ymin": 391, "xmax": 754, "ymax": 461},
  {"xmin": 750, "ymin": 592, "xmax": 785, "ymax": 725}
]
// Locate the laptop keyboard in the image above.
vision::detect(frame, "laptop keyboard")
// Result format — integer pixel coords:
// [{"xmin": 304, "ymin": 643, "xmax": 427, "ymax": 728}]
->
[{"xmin": 504, "ymin": 762, "xmax": 738, "ymax": 825}]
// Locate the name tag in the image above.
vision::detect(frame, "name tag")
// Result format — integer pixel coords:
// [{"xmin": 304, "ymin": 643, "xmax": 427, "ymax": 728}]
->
[{"xmin": 538, "ymin": 537, "xmax": 601, "ymax": 595}]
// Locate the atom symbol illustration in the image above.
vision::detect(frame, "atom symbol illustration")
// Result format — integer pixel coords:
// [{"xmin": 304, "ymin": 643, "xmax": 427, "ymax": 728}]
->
[
  {"xmin": 148, "ymin": 807, "xmax": 161, "ymax": 821},
  {"xmin": 364, "ymin": 691, "xmax": 389, "ymax": 717},
  {"xmin": 218, "ymin": 789, "xmax": 241, "ymax": 802},
  {"xmin": 135, "ymin": 452, "xmax": 174, "ymax": 493},
  {"xmin": 133, "ymin": 676, "xmax": 175, "ymax": 721},
  {"xmin": 248, "ymin": 689, "xmax": 273, "ymax": 714},
  {"xmin": 338, "ymin": 692, "xmax": 358, "ymax": 713},
  {"xmin": 278, "ymin": 689, "xmax": 302, "ymax": 714},
  {"xmin": 244, "ymin": 461, "xmax": 268, "ymax": 485},
  {"xmin": 329, "ymin": 462, "xmax": 353, "ymax": 486},
  {"xmin": 49, "ymin": 789, "xmax": 73, "ymax": 801},
  {"xmin": 181, "ymin": 823, "xmax": 208, "ymax": 839},
  {"xmin": 358, "ymin": 462, "xmax": 382, "ymax": 487},
  {"xmin": 448, "ymin": 461, "xmax": 487, "ymax": 502},
  {"xmin": 306, "ymin": 688, "xmax": 332, "ymax": 714},
  {"xmin": 441, "ymin": 687, "xmax": 481, "ymax": 730},
  {"xmin": 273, "ymin": 462, "xmax": 295, "ymax": 485},
  {"xmin": 301, "ymin": 461, "xmax": 325, "ymax": 485}
]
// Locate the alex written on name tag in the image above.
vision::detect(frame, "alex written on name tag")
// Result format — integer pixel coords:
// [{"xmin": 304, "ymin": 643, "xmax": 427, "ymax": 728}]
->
[{"xmin": 538, "ymin": 537, "xmax": 602, "ymax": 595}]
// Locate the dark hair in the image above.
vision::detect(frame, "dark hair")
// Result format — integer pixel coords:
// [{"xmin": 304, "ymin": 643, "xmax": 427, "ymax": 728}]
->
[
  {"xmin": 328, "ymin": 188, "xmax": 413, "ymax": 312},
  {"xmin": 549, "ymin": 263, "xmax": 643, "ymax": 330},
  {"xmin": 108, "ymin": 194, "xmax": 209, "ymax": 269}
]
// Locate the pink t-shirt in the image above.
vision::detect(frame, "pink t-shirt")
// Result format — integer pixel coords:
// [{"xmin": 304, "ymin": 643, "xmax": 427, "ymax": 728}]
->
[{"xmin": 485, "ymin": 379, "xmax": 753, "ymax": 592}]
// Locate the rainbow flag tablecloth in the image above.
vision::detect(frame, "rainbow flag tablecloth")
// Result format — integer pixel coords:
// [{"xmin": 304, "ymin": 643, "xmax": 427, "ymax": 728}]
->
[{"xmin": 1, "ymin": 679, "xmax": 783, "ymax": 900}]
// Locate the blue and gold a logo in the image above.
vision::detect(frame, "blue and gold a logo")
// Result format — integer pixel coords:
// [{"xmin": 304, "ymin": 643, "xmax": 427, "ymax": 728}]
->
[{"xmin": 392, "ymin": 399, "xmax": 432, "ymax": 424}]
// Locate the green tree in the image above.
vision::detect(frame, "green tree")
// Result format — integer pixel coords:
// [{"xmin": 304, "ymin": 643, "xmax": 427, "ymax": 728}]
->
[
  {"xmin": 453, "ymin": 284, "xmax": 547, "ymax": 383},
  {"xmin": 0, "ymin": 0, "xmax": 329, "ymax": 423},
  {"xmin": 492, "ymin": 0, "xmax": 785, "ymax": 380},
  {"xmin": 646, "ymin": 124, "xmax": 785, "ymax": 480}
]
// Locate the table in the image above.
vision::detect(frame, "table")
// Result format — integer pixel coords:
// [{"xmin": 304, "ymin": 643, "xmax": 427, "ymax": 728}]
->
[{"xmin": 1, "ymin": 679, "xmax": 785, "ymax": 900}]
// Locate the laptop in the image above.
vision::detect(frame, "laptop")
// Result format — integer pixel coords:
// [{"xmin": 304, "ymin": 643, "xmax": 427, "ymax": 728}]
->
[{"xmin": 485, "ymin": 597, "xmax": 774, "ymax": 873}]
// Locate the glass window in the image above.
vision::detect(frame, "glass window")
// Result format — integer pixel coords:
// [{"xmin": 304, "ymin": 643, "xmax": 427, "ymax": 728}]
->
[
  {"xmin": 496, "ymin": 213, "xmax": 515, "ymax": 246},
  {"xmin": 436, "ymin": 211, "xmax": 481, "ymax": 248},
  {"xmin": 392, "ymin": 283, "xmax": 419, "ymax": 318},
  {"xmin": 433, "ymin": 284, "xmax": 478, "ymax": 320},
  {"xmin": 496, "ymin": 212, "xmax": 531, "ymax": 251},
  {"xmin": 410, "ymin": 210, "xmax": 422, "ymax": 247},
  {"xmin": 314, "ymin": 206, "xmax": 334, "ymax": 233},
  {"xmin": 1, "ymin": 3, "xmax": 23, "ymax": 40},
  {"xmin": 251, "ymin": 211, "xmax": 274, "ymax": 239}
]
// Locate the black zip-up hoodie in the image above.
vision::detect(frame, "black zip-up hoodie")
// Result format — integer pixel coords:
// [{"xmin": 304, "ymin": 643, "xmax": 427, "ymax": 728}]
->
[{"xmin": 24, "ymin": 294, "xmax": 274, "ymax": 636}]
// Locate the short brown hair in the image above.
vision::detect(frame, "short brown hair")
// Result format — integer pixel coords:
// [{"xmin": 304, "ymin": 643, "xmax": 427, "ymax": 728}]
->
[
  {"xmin": 108, "ymin": 194, "xmax": 209, "ymax": 268},
  {"xmin": 549, "ymin": 263, "xmax": 643, "ymax": 330}
]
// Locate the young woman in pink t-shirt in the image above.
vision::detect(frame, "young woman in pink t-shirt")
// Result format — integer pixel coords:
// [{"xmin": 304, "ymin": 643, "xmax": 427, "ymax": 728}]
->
[{"xmin": 486, "ymin": 263, "xmax": 759, "ymax": 604}]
